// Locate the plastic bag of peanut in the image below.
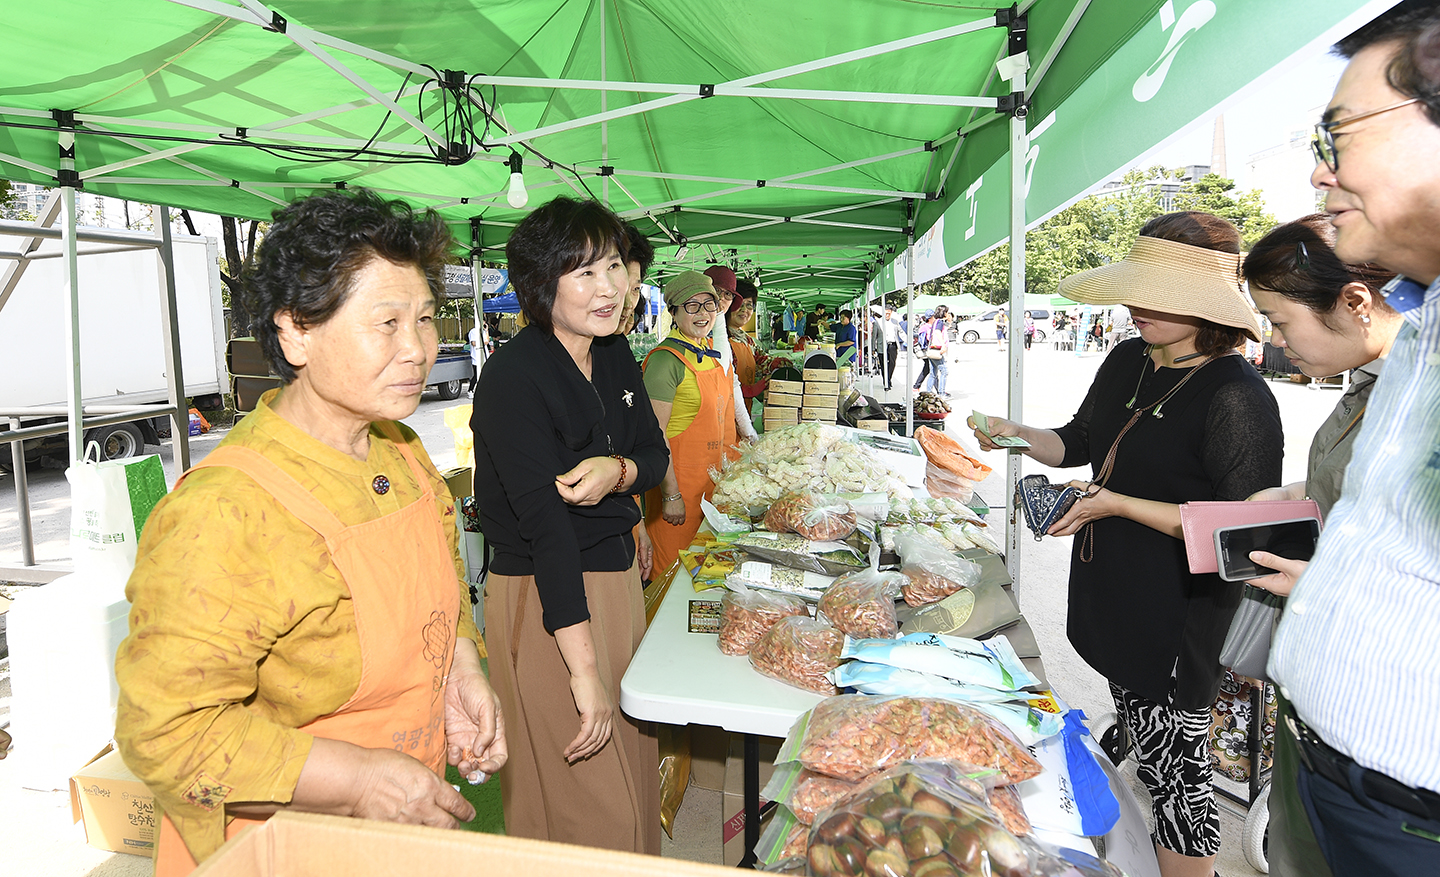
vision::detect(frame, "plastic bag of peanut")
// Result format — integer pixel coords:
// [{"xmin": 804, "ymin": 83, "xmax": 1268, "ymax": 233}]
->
[
  {"xmin": 718, "ymin": 585, "xmax": 810, "ymax": 656},
  {"xmin": 749, "ymin": 616, "xmax": 845, "ymax": 694},
  {"xmin": 816, "ymin": 569, "xmax": 906, "ymax": 640},
  {"xmin": 777, "ymin": 694, "xmax": 1043, "ymax": 784}
]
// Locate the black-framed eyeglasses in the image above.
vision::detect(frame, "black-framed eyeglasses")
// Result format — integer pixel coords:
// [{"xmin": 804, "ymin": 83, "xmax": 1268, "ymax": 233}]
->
[
  {"xmin": 680, "ymin": 298, "xmax": 719, "ymax": 314},
  {"xmin": 1311, "ymin": 97, "xmax": 1420, "ymax": 171}
]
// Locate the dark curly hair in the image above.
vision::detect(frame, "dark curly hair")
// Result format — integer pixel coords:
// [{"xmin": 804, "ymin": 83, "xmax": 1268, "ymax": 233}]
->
[
  {"xmin": 242, "ymin": 188, "xmax": 453, "ymax": 382},
  {"xmin": 505, "ymin": 197, "xmax": 629, "ymax": 334},
  {"xmin": 1244, "ymin": 214, "xmax": 1397, "ymax": 330},
  {"xmin": 624, "ymin": 223, "xmax": 656, "ymax": 280},
  {"xmin": 1337, "ymin": 0, "xmax": 1440, "ymax": 126},
  {"xmin": 1139, "ymin": 211, "xmax": 1252, "ymax": 354}
]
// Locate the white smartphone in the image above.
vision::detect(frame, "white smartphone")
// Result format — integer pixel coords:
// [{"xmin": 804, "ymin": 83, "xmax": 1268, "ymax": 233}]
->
[{"xmin": 1214, "ymin": 517, "xmax": 1321, "ymax": 582}]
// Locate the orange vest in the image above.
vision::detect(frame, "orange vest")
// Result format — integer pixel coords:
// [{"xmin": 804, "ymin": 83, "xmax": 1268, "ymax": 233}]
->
[
  {"xmin": 154, "ymin": 424, "xmax": 459, "ymax": 875},
  {"xmin": 642, "ymin": 344, "xmax": 736, "ymax": 575}
]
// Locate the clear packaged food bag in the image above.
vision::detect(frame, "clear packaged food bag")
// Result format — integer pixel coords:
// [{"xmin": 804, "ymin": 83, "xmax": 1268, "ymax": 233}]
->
[
  {"xmin": 816, "ymin": 569, "xmax": 906, "ymax": 640},
  {"xmin": 802, "ymin": 761, "xmax": 1120, "ymax": 877},
  {"xmin": 894, "ymin": 529, "xmax": 983, "ymax": 606},
  {"xmin": 725, "ymin": 560, "xmax": 836, "ymax": 601},
  {"xmin": 734, "ymin": 529, "xmax": 869, "ymax": 576},
  {"xmin": 718, "ymin": 583, "xmax": 810, "ymax": 656},
  {"xmin": 839, "ymin": 632, "xmax": 1042, "ymax": 692},
  {"xmin": 763, "ymin": 761, "xmax": 864, "ymax": 825},
  {"xmin": 765, "ymin": 490, "xmax": 859, "ymax": 542},
  {"xmin": 749, "ymin": 616, "xmax": 845, "ymax": 694},
  {"xmin": 777, "ymin": 695, "xmax": 1043, "ymax": 785}
]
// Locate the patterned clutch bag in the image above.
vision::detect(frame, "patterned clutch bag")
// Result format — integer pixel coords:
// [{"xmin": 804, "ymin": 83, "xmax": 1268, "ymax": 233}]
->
[{"xmin": 1015, "ymin": 474, "xmax": 1084, "ymax": 540}]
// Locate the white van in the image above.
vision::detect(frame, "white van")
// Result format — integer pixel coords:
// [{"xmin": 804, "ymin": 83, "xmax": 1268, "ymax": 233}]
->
[{"xmin": 954, "ymin": 308, "xmax": 1049, "ymax": 344}]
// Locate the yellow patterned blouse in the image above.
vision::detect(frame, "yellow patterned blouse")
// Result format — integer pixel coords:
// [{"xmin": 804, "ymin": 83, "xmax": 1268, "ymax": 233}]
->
[{"xmin": 114, "ymin": 390, "xmax": 477, "ymax": 861}]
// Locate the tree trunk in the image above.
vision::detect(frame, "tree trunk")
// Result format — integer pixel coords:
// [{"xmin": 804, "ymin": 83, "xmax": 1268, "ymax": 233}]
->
[{"xmin": 221, "ymin": 216, "xmax": 249, "ymax": 337}]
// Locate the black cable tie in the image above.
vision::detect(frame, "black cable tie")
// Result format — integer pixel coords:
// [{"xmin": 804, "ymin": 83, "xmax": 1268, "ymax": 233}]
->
[
  {"xmin": 266, "ymin": 10, "xmax": 287, "ymax": 33},
  {"xmin": 599, "ymin": 166, "xmax": 614, "ymax": 177},
  {"xmin": 51, "ymin": 109, "xmax": 77, "ymax": 129},
  {"xmin": 699, "ymin": 84, "xmax": 715, "ymax": 98}
]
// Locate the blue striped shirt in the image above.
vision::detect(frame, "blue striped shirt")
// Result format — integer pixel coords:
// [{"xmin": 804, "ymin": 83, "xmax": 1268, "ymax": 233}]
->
[{"xmin": 1269, "ymin": 274, "xmax": 1440, "ymax": 792}]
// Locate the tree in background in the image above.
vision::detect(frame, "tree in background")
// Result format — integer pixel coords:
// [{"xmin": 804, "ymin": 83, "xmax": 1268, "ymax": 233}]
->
[{"xmin": 953, "ymin": 167, "xmax": 1274, "ymax": 303}]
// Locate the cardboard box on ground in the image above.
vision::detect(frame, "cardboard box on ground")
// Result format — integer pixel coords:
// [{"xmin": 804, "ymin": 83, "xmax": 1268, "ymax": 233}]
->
[
  {"xmin": 70, "ymin": 745, "xmax": 156, "ymax": 857},
  {"xmin": 191, "ymin": 811, "xmax": 743, "ymax": 877},
  {"xmin": 721, "ymin": 735, "xmax": 782, "ymax": 867}
]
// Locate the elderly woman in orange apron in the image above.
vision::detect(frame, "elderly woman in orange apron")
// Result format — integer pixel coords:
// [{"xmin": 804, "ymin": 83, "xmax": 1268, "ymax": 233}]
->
[
  {"xmin": 642, "ymin": 270, "xmax": 739, "ymax": 576},
  {"xmin": 113, "ymin": 189, "xmax": 506, "ymax": 876}
]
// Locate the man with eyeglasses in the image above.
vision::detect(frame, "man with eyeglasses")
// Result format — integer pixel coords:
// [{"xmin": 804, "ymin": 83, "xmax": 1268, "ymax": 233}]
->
[{"xmin": 1265, "ymin": 3, "xmax": 1440, "ymax": 873}]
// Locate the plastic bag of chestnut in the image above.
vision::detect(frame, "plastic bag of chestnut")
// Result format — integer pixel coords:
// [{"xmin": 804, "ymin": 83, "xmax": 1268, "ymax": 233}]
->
[{"xmin": 794, "ymin": 762, "xmax": 1124, "ymax": 877}]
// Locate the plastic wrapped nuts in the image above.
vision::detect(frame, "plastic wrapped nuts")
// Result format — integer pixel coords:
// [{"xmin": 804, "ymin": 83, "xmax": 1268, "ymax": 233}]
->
[
  {"xmin": 718, "ymin": 586, "xmax": 810, "ymax": 656},
  {"xmin": 779, "ymin": 695, "xmax": 1043, "ymax": 785},
  {"xmin": 765, "ymin": 490, "xmax": 859, "ymax": 542},
  {"xmin": 749, "ymin": 616, "xmax": 845, "ymax": 694},
  {"xmin": 817, "ymin": 569, "xmax": 907, "ymax": 640}
]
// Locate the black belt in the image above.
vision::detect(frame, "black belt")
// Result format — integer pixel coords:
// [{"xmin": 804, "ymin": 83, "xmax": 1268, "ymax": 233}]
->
[{"xmin": 1285, "ymin": 710, "xmax": 1440, "ymax": 822}]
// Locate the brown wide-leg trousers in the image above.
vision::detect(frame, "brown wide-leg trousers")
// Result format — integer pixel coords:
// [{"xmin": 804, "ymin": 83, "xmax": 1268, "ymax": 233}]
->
[{"xmin": 484, "ymin": 562, "xmax": 661, "ymax": 855}]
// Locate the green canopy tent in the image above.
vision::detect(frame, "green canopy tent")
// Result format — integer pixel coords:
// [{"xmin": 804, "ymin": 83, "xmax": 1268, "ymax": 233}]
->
[{"xmin": 0, "ymin": 0, "xmax": 1391, "ymax": 581}]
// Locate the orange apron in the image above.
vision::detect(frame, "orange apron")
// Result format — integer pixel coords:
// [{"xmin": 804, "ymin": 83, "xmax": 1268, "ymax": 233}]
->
[
  {"xmin": 643, "ymin": 343, "xmax": 735, "ymax": 575},
  {"xmin": 729, "ymin": 336, "xmax": 757, "ymax": 387},
  {"xmin": 154, "ymin": 423, "xmax": 459, "ymax": 875}
]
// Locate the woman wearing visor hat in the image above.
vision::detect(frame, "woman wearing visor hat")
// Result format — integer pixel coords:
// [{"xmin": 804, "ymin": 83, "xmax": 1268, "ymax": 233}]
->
[{"xmin": 971, "ymin": 212, "xmax": 1283, "ymax": 877}]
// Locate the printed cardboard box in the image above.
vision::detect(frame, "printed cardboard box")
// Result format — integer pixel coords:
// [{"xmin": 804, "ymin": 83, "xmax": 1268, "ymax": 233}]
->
[
  {"xmin": 721, "ymin": 736, "xmax": 782, "ymax": 867},
  {"xmin": 69, "ymin": 746, "xmax": 156, "ymax": 857}
]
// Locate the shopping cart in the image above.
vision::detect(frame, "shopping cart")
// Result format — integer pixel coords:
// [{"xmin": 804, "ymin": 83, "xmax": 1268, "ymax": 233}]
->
[{"xmin": 1092, "ymin": 675, "xmax": 1273, "ymax": 873}]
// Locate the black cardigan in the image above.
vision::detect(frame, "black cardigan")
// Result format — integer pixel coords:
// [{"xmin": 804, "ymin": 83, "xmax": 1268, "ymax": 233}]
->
[
  {"xmin": 1054, "ymin": 339, "xmax": 1283, "ymax": 709},
  {"xmin": 472, "ymin": 327, "xmax": 669, "ymax": 633}
]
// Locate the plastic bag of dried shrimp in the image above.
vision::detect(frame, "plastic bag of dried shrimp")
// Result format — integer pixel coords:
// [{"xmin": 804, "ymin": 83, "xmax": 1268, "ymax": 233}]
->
[
  {"xmin": 776, "ymin": 695, "xmax": 1043, "ymax": 785},
  {"xmin": 816, "ymin": 568, "xmax": 906, "ymax": 640},
  {"xmin": 893, "ymin": 529, "xmax": 982, "ymax": 606},
  {"xmin": 764, "ymin": 490, "xmax": 859, "ymax": 541},
  {"xmin": 749, "ymin": 616, "xmax": 845, "ymax": 694},
  {"xmin": 717, "ymin": 583, "xmax": 810, "ymax": 656},
  {"xmin": 762, "ymin": 761, "xmax": 864, "ymax": 825}
]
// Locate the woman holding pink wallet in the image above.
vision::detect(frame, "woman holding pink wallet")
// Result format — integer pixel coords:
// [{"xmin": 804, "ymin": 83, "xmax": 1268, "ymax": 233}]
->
[{"xmin": 1236, "ymin": 214, "xmax": 1400, "ymax": 877}]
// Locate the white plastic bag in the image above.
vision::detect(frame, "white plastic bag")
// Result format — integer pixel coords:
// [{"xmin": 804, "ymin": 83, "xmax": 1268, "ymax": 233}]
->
[{"xmin": 66, "ymin": 442, "xmax": 167, "ymax": 577}]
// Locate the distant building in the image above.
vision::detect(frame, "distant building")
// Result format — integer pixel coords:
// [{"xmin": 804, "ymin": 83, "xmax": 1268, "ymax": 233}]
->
[
  {"xmin": 1096, "ymin": 164, "xmax": 1211, "ymax": 212},
  {"xmin": 1246, "ymin": 128, "xmax": 1323, "ymax": 222}
]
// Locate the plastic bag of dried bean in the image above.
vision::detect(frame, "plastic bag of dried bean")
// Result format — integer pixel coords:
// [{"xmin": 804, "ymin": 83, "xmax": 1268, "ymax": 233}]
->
[
  {"xmin": 777, "ymin": 695, "xmax": 1042, "ymax": 785},
  {"xmin": 749, "ymin": 616, "xmax": 845, "ymax": 694},
  {"xmin": 816, "ymin": 569, "xmax": 906, "ymax": 640},
  {"xmin": 764, "ymin": 490, "xmax": 859, "ymax": 542},
  {"xmin": 717, "ymin": 583, "xmax": 810, "ymax": 656}
]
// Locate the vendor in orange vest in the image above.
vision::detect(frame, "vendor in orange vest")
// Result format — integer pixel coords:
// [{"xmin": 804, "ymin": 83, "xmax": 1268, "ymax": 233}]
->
[
  {"xmin": 642, "ymin": 270, "xmax": 739, "ymax": 575},
  {"xmin": 113, "ymin": 189, "xmax": 506, "ymax": 875}
]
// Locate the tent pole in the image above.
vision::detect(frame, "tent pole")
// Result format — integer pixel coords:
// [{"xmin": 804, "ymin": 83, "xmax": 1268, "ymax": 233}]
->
[
  {"xmin": 469, "ymin": 219, "xmax": 486, "ymax": 371},
  {"xmin": 600, "ymin": 1, "xmax": 608, "ymax": 207},
  {"xmin": 154, "ymin": 205, "xmax": 191, "ymax": 473},
  {"xmin": 60, "ymin": 135, "xmax": 83, "ymax": 464},
  {"xmin": 1003, "ymin": 56, "xmax": 1030, "ymax": 590},
  {"xmin": 905, "ymin": 228, "xmax": 915, "ymax": 439}
]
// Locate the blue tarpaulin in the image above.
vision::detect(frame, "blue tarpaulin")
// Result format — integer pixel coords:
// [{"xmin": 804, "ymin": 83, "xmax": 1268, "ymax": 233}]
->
[{"xmin": 482, "ymin": 292, "xmax": 520, "ymax": 313}]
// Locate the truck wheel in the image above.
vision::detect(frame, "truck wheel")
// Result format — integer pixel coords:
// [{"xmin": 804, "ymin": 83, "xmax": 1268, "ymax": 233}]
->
[
  {"xmin": 435, "ymin": 378, "xmax": 465, "ymax": 401},
  {"xmin": 1033, "ymin": 329, "xmax": 1047, "ymax": 343},
  {"xmin": 85, "ymin": 423, "xmax": 145, "ymax": 461},
  {"xmin": 962, "ymin": 330, "xmax": 980, "ymax": 344}
]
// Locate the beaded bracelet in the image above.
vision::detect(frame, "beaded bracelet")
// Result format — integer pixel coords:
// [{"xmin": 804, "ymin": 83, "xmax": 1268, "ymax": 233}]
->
[{"xmin": 610, "ymin": 455, "xmax": 627, "ymax": 494}]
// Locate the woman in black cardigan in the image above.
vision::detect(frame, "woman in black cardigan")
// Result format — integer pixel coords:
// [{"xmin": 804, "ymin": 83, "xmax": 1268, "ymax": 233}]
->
[
  {"xmin": 973, "ymin": 212, "xmax": 1283, "ymax": 877},
  {"xmin": 471, "ymin": 197, "xmax": 668, "ymax": 854}
]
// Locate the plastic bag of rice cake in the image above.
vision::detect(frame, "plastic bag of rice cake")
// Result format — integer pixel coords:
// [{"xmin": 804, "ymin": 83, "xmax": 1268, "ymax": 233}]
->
[{"xmin": 839, "ymin": 632, "xmax": 1041, "ymax": 691}]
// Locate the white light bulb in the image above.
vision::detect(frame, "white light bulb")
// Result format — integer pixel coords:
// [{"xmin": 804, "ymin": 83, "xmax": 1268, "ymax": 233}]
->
[{"xmin": 506, "ymin": 171, "xmax": 528, "ymax": 209}]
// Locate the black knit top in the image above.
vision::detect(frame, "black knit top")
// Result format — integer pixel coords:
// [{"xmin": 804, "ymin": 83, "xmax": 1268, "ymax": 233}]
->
[{"xmin": 1054, "ymin": 339, "xmax": 1284, "ymax": 709}]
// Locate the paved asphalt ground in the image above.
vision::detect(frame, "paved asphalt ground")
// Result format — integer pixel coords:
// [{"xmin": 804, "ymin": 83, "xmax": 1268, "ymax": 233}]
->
[{"xmin": 0, "ymin": 336, "xmax": 1339, "ymax": 875}]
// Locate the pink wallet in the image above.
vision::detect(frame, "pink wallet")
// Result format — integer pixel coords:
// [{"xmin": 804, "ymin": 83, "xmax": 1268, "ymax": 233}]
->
[{"xmin": 1179, "ymin": 500, "xmax": 1323, "ymax": 574}]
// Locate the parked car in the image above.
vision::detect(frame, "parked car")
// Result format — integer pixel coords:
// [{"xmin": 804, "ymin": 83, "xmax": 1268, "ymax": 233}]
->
[{"xmin": 955, "ymin": 308, "xmax": 1050, "ymax": 344}]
